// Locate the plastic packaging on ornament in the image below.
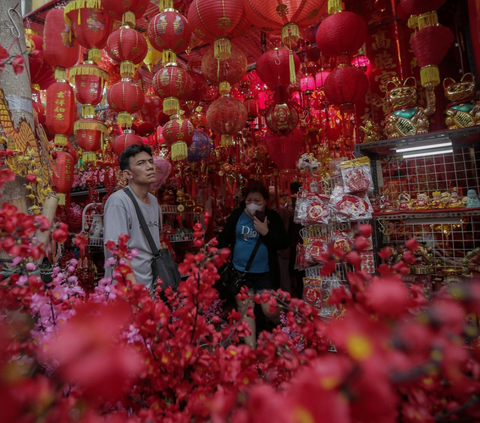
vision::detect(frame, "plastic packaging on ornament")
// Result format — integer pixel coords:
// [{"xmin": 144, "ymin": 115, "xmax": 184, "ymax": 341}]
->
[
  {"xmin": 303, "ymin": 278, "xmax": 323, "ymax": 308},
  {"xmin": 330, "ymin": 230, "xmax": 354, "ymax": 254},
  {"xmin": 341, "ymin": 157, "xmax": 374, "ymax": 194},
  {"xmin": 294, "ymin": 191, "xmax": 330, "ymax": 225},
  {"xmin": 304, "ymin": 236, "xmax": 328, "ymax": 267},
  {"xmin": 329, "ymin": 185, "xmax": 373, "ymax": 222}
]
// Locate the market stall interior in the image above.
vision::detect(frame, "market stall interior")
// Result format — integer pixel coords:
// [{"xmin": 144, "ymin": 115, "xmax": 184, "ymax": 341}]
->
[{"xmin": 1, "ymin": 0, "xmax": 478, "ymax": 308}]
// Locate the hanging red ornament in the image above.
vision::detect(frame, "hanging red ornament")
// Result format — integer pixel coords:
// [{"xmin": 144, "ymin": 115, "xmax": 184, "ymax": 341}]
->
[
  {"xmin": 190, "ymin": 106, "xmax": 209, "ymax": 129},
  {"xmin": 133, "ymin": 120, "xmax": 156, "ymax": 137},
  {"xmin": 141, "ymin": 91, "xmax": 163, "ymax": 125},
  {"xmin": 162, "ymin": 114, "xmax": 195, "ymax": 161},
  {"xmin": 255, "ymin": 48, "xmax": 301, "ymax": 89},
  {"xmin": 24, "ymin": 30, "xmax": 55, "ymax": 90},
  {"xmin": 75, "ymin": 118, "xmax": 108, "ymax": 163},
  {"xmin": 101, "ymin": 0, "xmax": 150, "ymax": 25},
  {"xmin": 107, "ymin": 80, "xmax": 145, "ymax": 126},
  {"xmin": 52, "ymin": 150, "xmax": 75, "ymax": 205},
  {"xmin": 265, "ymin": 102, "xmax": 299, "ymax": 134},
  {"xmin": 45, "ymin": 82, "xmax": 76, "ymax": 148},
  {"xmin": 324, "ymin": 66, "xmax": 369, "ymax": 106},
  {"xmin": 263, "ymin": 128, "xmax": 303, "ymax": 171},
  {"xmin": 33, "ymin": 100, "xmax": 46, "ymax": 125},
  {"xmin": 201, "ymin": 43, "xmax": 247, "ymax": 86},
  {"xmin": 152, "ymin": 65, "xmax": 193, "ymax": 115},
  {"xmin": 243, "ymin": 96, "xmax": 258, "ymax": 121},
  {"xmin": 112, "ymin": 131, "xmax": 144, "ymax": 157}
]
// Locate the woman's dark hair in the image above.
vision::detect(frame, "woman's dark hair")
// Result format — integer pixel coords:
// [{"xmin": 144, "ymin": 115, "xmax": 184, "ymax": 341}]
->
[
  {"xmin": 119, "ymin": 144, "xmax": 152, "ymax": 171},
  {"xmin": 243, "ymin": 180, "xmax": 269, "ymax": 200}
]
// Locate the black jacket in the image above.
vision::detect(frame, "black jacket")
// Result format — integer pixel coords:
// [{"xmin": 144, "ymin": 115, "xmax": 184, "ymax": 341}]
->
[{"xmin": 217, "ymin": 205, "xmax": 289, "ymax": 290}]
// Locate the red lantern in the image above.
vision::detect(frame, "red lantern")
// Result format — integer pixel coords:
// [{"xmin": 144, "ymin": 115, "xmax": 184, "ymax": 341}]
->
[
  {"xmin": 207, "ymin": 96, "xmax": 248, "ymax": 145},
  {"xmin": 201, "ymin": 43, "xmax": 247, "ymax": 85},
  {"xmin": 141, "ymin": 91, "xmax": 163, "ymax": 124},
  {"xmin": 301, "ymin": 75, "xmax": 316, "ymax": 94},
  {"xmin": 152, "ymin": 65, "xmax": 192, "ymax": 115},
  {"xmin": 255, "ymin": 48, "xmax": 301, "ymax": 89},
  {"xmin": 133, "ymin": 120, "xmax": 156, "ymax": 137},
  {"xmin": 410, "ymin": 25, "xmax": 454, "ymax": 87},
  {"xmin": 112, "ymin": 131, "xmax": 143, "ymax": 157},
  {"xmin": 33, "ymin": 100, "xmax": 46, "ymax": 125},
  {"xmin": 69, "ymin": 63, "xmax": 110, "ymax": 116},
  {"xmin": 25, "ymin": 30, "xmax": 55, "ymax": 90},
  {"xmin": 148, "ymin": 10, "xmax": 191, "ymax": 65},
  {"xmin": 188, "ymin": 0, "xmax": 250, "ymax": 60},
  {"xmin": 45, "ymin": 82, "xmax": 76, "ymax": 147},
  {"xmin": 243, "ymin": 97, "xmax": 258, "ymax": 121},
  {"xmin": 43, "ymin": 9, "xmax": 80, "ymax": 74},
  {"xmin": 107, "ymin": 80, "xmax": 145, "ymax": 126},
  {"xmin": 101, "ymin": 0, "xmax": 150, "ymax": 24},
  {"xmin": 162, "ymin": 115, "xmax": 195, "ymax": 161},
  {"xmin": 75, "ymin": 118, "xmax": 108, "ymax": 162},
  {"xmin": 64, "ymin": 3, "xmax": 113, "ymax": 63},
  {"xmin": 316, "ymin": 11, "xmax": 367, "ymax": 58},
  {"xmin": 315, "ymin": 69, "xmax": 330, "ymax": 88},
  {"xmin": 52, "ymin": 150, "xmax": 75, "ymax": 205},
  {"xmin": 324, "ymin": 66, "xmax": 369, "ymax": 106},
  {"xmin": 265, "ymin": 103, "xmax": 299, "ymax": 134},
  {"xmin": 263, "ymin": 128, "xmax": 303, "ymax": 171},
  {"xmin": 106, "ymin": 27, "xmax": 148, "ymax": 78}
]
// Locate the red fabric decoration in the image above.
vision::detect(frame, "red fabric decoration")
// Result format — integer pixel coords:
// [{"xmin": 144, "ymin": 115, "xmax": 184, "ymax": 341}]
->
[
  {"xmin": 107, "ymin": 80, "xmax": 145, "ymax": 113},
  {"xmin": 263, "ymin": 128, "xmax": 303, "ymax": 171},
  {"xmin": 43, "ymin": 9, "xmax": 80, "ymax": 70},
  {"xmin": 400, "ymin": 0, "xmax": 446, "ymax": 15},
  {"xmin": 147, "ymin": 10, "xmax": 191, "ymax": 54},
  {"xmin": 187, "ymin": 0, "xmax": 250, "ymax": 44},
  {"xmin": 265, "ymin": 102, "xmax": 299, "ymax": 134},
  {"xmin": 201, "ymin": 43, "xmax": 247, "ymax": 85},
  {"xmin": 112, "ymin": 132, "xmax": 143, "ymax": 157},
  {"xmin": 206, "ymin": 96, "xmax": 248, "ymax": 145},
  {"xmin": 316, "ymin": 11, "xmax": 367, "ymax": 58},
  {"xmin": 25, "ymin": 31, "xmax": 55, "ymax": 90},
  {"xmin": 188, "ymin": 71, "xmax": 209, "ymax": 102},
  {"xmin": 324, "ymin": 66, "xmax": 369, "ymax": 106},
  {"xmin": 52, "ymin": 150, "xmax": 75, "ymax": 195},
  {"xmin": 255, "ymin": 48, "xmax": 300, "ymax": 89},
  {"xmin": 106, "ymin": 27, "xmax": 148, "ymax": 64},
  {"xmin": 75, "ymin": 118, "xmax": 107, "ymax": 152},
  {"xmin": 243, "ymin": 97, "xmax": 258, "ymax": 121},
  {"xmin": 45, "ymin": 82, "xmax": 75, "ymax": 136},
  {"xmin": 410, "ymin": 25, "xmax": 454, "ymax": 69},
  {"xmin": 101, "ymin": 0, "xmax": 150, "ymax": 21}
]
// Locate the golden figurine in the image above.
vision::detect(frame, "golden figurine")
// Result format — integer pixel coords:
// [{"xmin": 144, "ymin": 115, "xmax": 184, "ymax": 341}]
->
[
  {"xmin": 448, "ymin": 188, "xmax": 463, "ymax": 208},
  {"xmin": 397, "ymin": 192, "xmax": 412, "ymax": 211},
  {"xmin": 384, "ymin": 77, "xmax": 436, "ymax": 139},
  {"xmin": 429, "ymin": 191, "xmax": 442, "ymax": 208},
  {"xmin": 443, "ymin": 73, "xmax": 480, "ymax": 130},
  {"xmin": 413, "ymin": 192, "xmax": 430, "ymax": 209},
  {"xmin": 360, "ymin": 120, "xmax": 382, "ymax": 143}
]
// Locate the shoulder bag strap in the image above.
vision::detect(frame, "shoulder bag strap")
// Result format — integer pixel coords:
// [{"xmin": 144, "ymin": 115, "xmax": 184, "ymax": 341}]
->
[
  {"xmin": 244, "ymin": 236, "xmax": 263, "ymax": 273},
  {"xmin": 123, "ymin": 187, "xmax": 159, "ymax": 257}
]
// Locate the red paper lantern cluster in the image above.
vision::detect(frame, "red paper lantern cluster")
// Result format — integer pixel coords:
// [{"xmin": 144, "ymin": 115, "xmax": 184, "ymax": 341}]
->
[
  {"xmin": 207, "ymin": 95, "xmax": 248, "ymax": 145},
  {"xmin": 153, "ymin": 65, "xmax": 193, "ymax": 115},
  {"xmin": 162, "ymin": 115, "xmax": 195, "ymax": 161}
]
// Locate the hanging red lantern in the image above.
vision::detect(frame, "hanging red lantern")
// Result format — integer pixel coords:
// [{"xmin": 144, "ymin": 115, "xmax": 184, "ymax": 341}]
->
[
  {"xmin": 24, "ymin": 30, "xmax": 55, "ymax": 90},
  {"xmin": 188, "ymin": 71, "xmax": 209, "ymax": 102},
  {"xmin": 207, "ymin": 95, "xmax": 248, "ymax": 145},
  {"xmin": 133, "ymin": 120, "xmax": 156, "ymax": 137},
  {"xmin": 162, "ymin": 115, "xmax": 195, "ymax": 161},
  {"xmin": 152, "ymin": 65, "xmax": 192, "ymax": 115},
  {"xmin": 316, "ymin": 11, "xmax": 367, "ymax": 58},
  {"xmin": 43, "ymin": 8, "xmax": 80, "ymax": 76},
  {"xmin": 255, "ymin": 48, "xmax": 301, "ymax": 89},
  {"xmin": 101, "ymin": 0, "xmax": 150, "ymax": 25},
  {"xmin": 265, "ymin": 103, "xmax": 299, "ymax": 134},
  {"xmin": 106, "ymin": 26, "xmax": 148, "ymax": 78},
  {"xmin": 148, "ymin": 9, "xmax": 191, "ymax": 65},
  {"xmin": 201, "ymin": 43, "xmax": 247, "ymax": 86},
  {"xmin": 107, "ymin": 80, "xmax": 145, "ymax": 126},
  {"xmin": 263, "ymin": 128, "xmax": 303, "ymax": 171},
  {"xmin": 75, "ymin": 118, "xmax": 108, "ymax": 162},
  {"xmin": 243, "ymin": 96, "xmax": 258, "ymax": 121},
  {"xmin": 69, "ymin": 63, "xmax": 110, "ymax": 116},
  {"xmin": 64, "ymin": 1, "xmax": 113, "ymax": 63},
  {"xmin": 45, "ymin": 82, "xmax": 76, "ymax": 147},
  {"xmin": 410, "ymin": 24, "xmax": 454, "ymax": 88},
  {"xmin": 112, "ymin": 131, "xmax": 144, "ymax": 157},
  {"xmin": 324, "ymin": 66, "xmax": 369, "ymax": 107},
  {"xmin": 141, "ymin": 91, "xmax": 163, "ymax": 124},
  {"xmin": 188, "ymin": 0, "xmax": 250, "ymax": 61},
  {"xmin": 52, "ymin": 150, "xmax": 75, "ymax": 205}
]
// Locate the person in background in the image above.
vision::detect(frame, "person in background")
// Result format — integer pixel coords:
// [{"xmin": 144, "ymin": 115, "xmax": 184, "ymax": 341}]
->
[{"xmin": 217, "ymin": 181, "xmax": 289, "ymax": 349}]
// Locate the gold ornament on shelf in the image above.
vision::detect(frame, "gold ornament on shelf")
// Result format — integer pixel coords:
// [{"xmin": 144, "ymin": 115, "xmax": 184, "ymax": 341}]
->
[
  {"xmin": 360, "ymin": 120, "xmax": 381, "ymax": 143},
  {"xmin": 443, "ymin": 73, "xmax": 480, "ymax": 130}
]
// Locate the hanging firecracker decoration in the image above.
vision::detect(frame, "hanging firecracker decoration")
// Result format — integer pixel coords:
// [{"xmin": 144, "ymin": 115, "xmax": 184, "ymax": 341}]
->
[
  {"xmin": 263, "ymin": 128, "xmax": 303, "ymax": 171},
  {"xmin": 152, "ymin": 65, "xmax": 193, "ymax": 116},
  {"xmin": 255, "ymin": 48, "xmax": 301, "ymax": 89},
  {"xmin": 64, "ymin": 0, "xmax": 113, "ymax": 64},
  {"xmin": 187, "ymin": 129, "xmax": 211, "ymax": 162},
  {"xmin": 101, "ymin": 0, "xmax": 150, "ymax": 26},
  {"xmin": 148, "ymin": 0, "xmax": 192, "ymax": 66},
  {"xmin": 207, "ymin": 83, "xmax": 248, "ymax": 146},
  {"xmin": 162, "ymin": 114, "xmax": 195, "ymax": 161},
  {"xmin": 52, "ymin": 150, "xmax": 75, "ymax": 205},
  {"xmin": 75, "ymin": 117, "xmax": 108, "ymax": 163},
  {"xmin": 107, "ymin": 80, "xmax": 145, "ymax": 127},
  {"xmin": 201, "ymin": 43, "xmax": 248, "ymax": 86},
  {"xmin": 112, "ymin": 131, "xmax": 144, "ymax": 157},
  {"xmin": 324, "ymin": 66, "xmax": 369, "ymax": 108},
  {"xmin": 45, "ymin": 81, "xmax": 76, "ymax": 148},
  {"xmin": 188, "ymin": 0, "xmax": 250, "ymax": 62}
]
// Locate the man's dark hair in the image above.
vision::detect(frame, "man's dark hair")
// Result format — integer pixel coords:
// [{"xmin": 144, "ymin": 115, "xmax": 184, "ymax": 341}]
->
[
  {"xmin": 243, "ymin": 180, "xmax": 269, "ymax": 200},
  {"xmin": 119, "ymin": 144, "xmax": 152, "ymax": 171}
]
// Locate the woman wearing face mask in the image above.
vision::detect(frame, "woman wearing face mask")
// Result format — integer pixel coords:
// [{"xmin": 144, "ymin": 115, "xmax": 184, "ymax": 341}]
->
[{"xmin": 217, "ymin": 181, "xmax": 289, "ymax": 349}]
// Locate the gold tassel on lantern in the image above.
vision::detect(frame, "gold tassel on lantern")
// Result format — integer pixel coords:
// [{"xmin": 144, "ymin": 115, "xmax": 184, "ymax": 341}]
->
[
  {"xmin": 162, "ymin": 50, "xmax": 177, "ymax": 66},
  {"xmin": 74, "ymin": 119, "xmax": 107, "ymax": 136},
  {"xmin": 122, "ymin": 11, "xmax": 136, "ymax": 27},
  {"xmin": 57, "ymin": 193, "xmax": 66, "ymax": 206},
  {"xmin": 88, "ymin": 48, "xmax": 102, "ymax": 63},
  {"xmin": 171, "ymin": 141, "xmax": 188, "ymax": 161},
  {"xmin": 164, "ymin": 97, "xmax": 180, "ymax": 115},
  {"xmin": 54, "ymin": 67, "xmax": 67, "ymax": 81},
  {"xmin": 82, "ymin": 151, "xmax": 97, "ymax": 163},
  {"xmin": 214, "ymin": 37, "xmax": 231, "ymax": 61},
  {"xmin": 69, "ymin": 64, "xmax": 109, "ymax": 83},
  {"xmin": 81, "ymin": 104, "xmax": 96, "ymax": 117},
  {"xmin": 219, "ymin": 81, "xmax": 230, "ymax": 95},
  {"xmin": 407, "ymin": 15, "xmax": 418, "ymax": 30},
  {"xmin": 54, "ymin": 134, "xmax": 68, "ymax": 147},
  {"xmin": 159, "ymin": 0, "xmax": 174, "ymax": 11},
  {"xmin": 221, "ymin": 134, "xmax": 233, "ymax": 146},
  {"xmin": 327, "ymin": 0, "xmax": 343, "ymax": 15},
  {"xmin": 281, "ymin": 23, "xmax": 299, "ymax": 48},
  {"xmin": 417, "ymin": 11, "xmax": 439, "ymax": 30},
  {"xmin": 117, "ymin": 112, "xmax": 133, "ymax": 127},
  {"xmin": 289, "ymin": 50, "xmax": 296, "ymax": 85},
  {"xmin": 420, "ymin": 65, "xmax": 440, "ymax": 88},
  {"xmin": 120, "ymin": 61, "xmax": 136, "ymax": 79}
]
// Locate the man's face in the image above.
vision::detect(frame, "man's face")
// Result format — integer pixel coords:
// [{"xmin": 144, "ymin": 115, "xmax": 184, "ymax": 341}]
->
[{"xmin": 123, "ymin": 152, "xmax": 156, "ymax": 185}]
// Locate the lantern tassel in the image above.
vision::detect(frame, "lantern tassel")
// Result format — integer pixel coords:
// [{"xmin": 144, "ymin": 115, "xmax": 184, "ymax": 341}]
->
[
  {"xmin": 69, "ymin": 64, "xmax": 109, "ymax": 83},
  {"xmin": 81, "ymin": 104, "xmax": 96, "ymax": 118},
  {"xmin": 407, "ymin": 15, "xmax": 418, "ymax": 30},
  {"xmin": 281, "ymin": 23, "xmax": 299, "ymax": 48},
  {"xmin": 122, "ymin": 11, "xmax": 136, "ymax": 27},
  {"xmin": 120, "ymin": 61, "xmax": 136, "ymax": 79},
  {"xmin": 417, "ymin": 11, "xmax": 439, "ymax": 30},
  {"xmin": 171, "ymin": 141, "xmax": 188, "ymax": 161},
  {"xmin": 159, "ymin": 0, "xmax": 174, "ymax": 11},
  {"xmin": 54, "ymin": 134, "xmax": 68, "ymax": 147},
  {"xmin": 221, "ymin": 134, "xmax": 233, "ymax": 146},
  {"xmin": 117, "ymin": 112, "xmax": 134, "ymax": 127},
  {"xmin": 214, "ymin": 37, "xmax": 231, "ymax": 61},
  {"xmin": 163, "ymin": 97, "xmax": 180, "ymax": 115},
  {"xmin": 82, "ymin": 152, "xmax": 97, "ymax": 163},
  {"xmin": 162, "ymin": 50, "xmax": 177, "ymax": 66},
  {"xmin": 57, "ymin": 193, "xmax": 66, "ymax": 206},
  {"xmin": 420, "ymin": 65, "xmax": 440, "ymax": 88},
  {"xmin": 74, "ymin": 120, "xmax": 107, "ymax": 134},
  {"xmin": 219, "ymin": 81, "xmax": 230, "ymax": 95},
  {"xmin": 327, "ymin": 0, "xmax": 343, "ymax": 14},
  {"xmin": 88, "ymin": 48, "xmax": 102, "ymax": 63},
  {"xmin": 54, "ymin": 67, "xmax": 67, "ymax": 81},
  {"xmin": 289, "ymin": 50, "xmax": 297, "ymax": 85}
]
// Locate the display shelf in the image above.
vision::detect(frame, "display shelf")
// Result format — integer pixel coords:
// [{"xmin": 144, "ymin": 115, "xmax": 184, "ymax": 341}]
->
[
  {"xmin": 373, "ymin": 207, "xmax": 480, "ymax": 221},
  {"xmin": 161, "ymin": 204, "xmax": 181, "ymax": 214},
  {"xmin": 354, "ymin": 126, "xmax": 480, "ymax": 158},
  {"xmin": 71, "ymin": 188, "xmax": 107, "ymax": 197},
  {"xmin": 168, "ymin": 233, "xmax": 194, "ymax": 243}
]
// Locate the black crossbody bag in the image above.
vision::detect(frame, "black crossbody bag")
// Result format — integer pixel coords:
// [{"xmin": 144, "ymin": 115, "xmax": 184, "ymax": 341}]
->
[{"xmin": 124, "ymin": 187, "xmax": 180, "ymax": 295}]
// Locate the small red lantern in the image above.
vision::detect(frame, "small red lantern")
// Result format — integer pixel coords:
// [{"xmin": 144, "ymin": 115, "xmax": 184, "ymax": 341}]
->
[
  {"xmin": 75, "ymin": 118, "xmax": 108, "ymax": 162},
  {"xmin": 162, "ymin": 115, "xmax": 195, "ymax": 161},
  {"xmin": 324, "ymin": 66, "xmax": 369, "ymax": 107},
  {"xmin": 45, "ymin": 82, "xmax": 76, "ymax": 147},
  {"xmin": 201, "ymin": 43, "xmax": 247, "ymax": 86},
  {"xmin": 101, "ymin": 0, "xmax": 150, "ymax": 25},
  {"xmin": 265, "ymin": 103, "xmax": 299, "ymax": 134},
  {"xmin": 315, "ymin": 69, "xmax": 330, "ymax": 88},
  {"xmin": 207, "ymin": 95, "xmax": 248, "ymax": 146},
  {"xmin": 107, "ymin": 80, "xmax": 145, "ymax": 126},
  {"xmin": 301, "ymin": 75, "xmax": 316, "ymax": 94},
  {"xmin": 243, "ymin": 96, "xmax": 258, "ymax": 121},
  {"xmin": 152, "ymin": 65, "xmax": 192, "ymax": 115},
  {"xmin": 255, "ymin": 48, "xmax": 301, "ymax": 89},
  {"xmin": 25, "ymin": 30, "xmax": 55, "ymax": 90},
  {"xmin": 52, "ymin": 150, "xmax": 75, "ymax": 205},
  {"xmin": 112, "ymin": 131, "xmax": 143, "ymax": 157},
  {"xmin": 263, "ymin": 128, "xmax": 303, "ymax": 171},
  {"xmin": 148, "ymin": 10, "xmax": 191, "ymax": 65}
]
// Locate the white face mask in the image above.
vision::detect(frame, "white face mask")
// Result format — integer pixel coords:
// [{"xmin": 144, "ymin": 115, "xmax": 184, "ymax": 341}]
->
[{"xmin": 246, "ymin": 203, "xmax": 262, "ymax": 215}]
